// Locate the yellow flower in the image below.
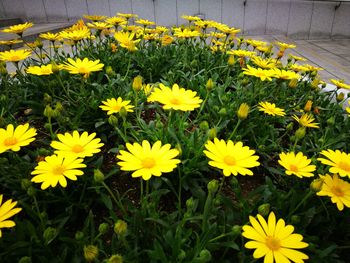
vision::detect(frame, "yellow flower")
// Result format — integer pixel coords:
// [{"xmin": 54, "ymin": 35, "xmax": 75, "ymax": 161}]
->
[
  {"xmin": 0, "ymin": 39, "xmax": 23, "ymax": 46},
  {"xmin": 135, "ymin": 19, "xmax": 155, "ymax": 26},
  {"xmin": 0, "ymin": 49, "xmax": 31, "ymax": 62},
  {"xmin": 278, "ymin": 152, "xmax": 316, "ymax": 178},
  {"xmin": 31, "ymin": 155, "xmax": 86, "ymax": 189},
  {"xmin": 258, "ymin": 102, "xmax": 286, "ymax": 116},
  {"xmin": 251, "ymin": 56, "xmax": 276, "ymax": 69},
  {"xmin": 132, "ymin": 75, "xmax": 143, "ymax": 91},
  {"xmin": 83, "ymin": 14, "xmax": 107, "ymax": 21},
  {"xmin": 117, "ymin": 13, "xmax": 138, "ymax": 19},
  {"xmin": 114, "ymin": 31, "xmax": 141, "ymax": 51},
  {"xmin": 2, "ymin": 22, "xmax": 33, "ymax": 35},
  {"xmin": 117, "ymin": 140, "xmax": 180, "ymax": 180},
  {"xmin": 142, "ymin": 84, "xmax": 154, "ymax": 96},
  {"xmin": 0, "ymin": 123, "xmax": 37, "ymax": 154},
  {"xmin": 275, "ymin": 41, "xmax": 296, "ymax": 50},
  {"xmin": 87, "ymin": 22, "xmax": 113, "ymax": 30},
  {"xmin": 243, "ymin": 65, "xmax": 275, "ymax": 81},
  {"xmin": 317, "ymin": 174, "xmax": 350, "ymax": 211},
  {"xmin": 161, "ymin": 35, "xmax": 174, "ymax": 46},
  {"xmin": 181, "ymin": 15, "xmax": 201, "ymax": 22},
  {"xmin": 60, "ymin": 27, "xmax": 91, "ymax": 42},
  {"xmin": 147, "ymin": 83, "xmax": 203, "ymax": 111},
  {"xmin": 174, "ymin": 28, "xmax": 200, "ymax": 38},
  {"xmin": 271, "ymin": 68, "xmax": 301, "ymax": 80},
  {"xmin": 51, "ymin": 131, "xmax": 104, "ymax": 159},
  {"xmin": 289, "ymin": 54, "xmax": 307, "ymax": 62},
  {"xmin": 292, "ymin": 113, "xmax": 319, "ymax": 128},
  {"xmin": 237, "ymin": 103, "xmax": 250, "ymax": 120},
  {"xmin": 204, "ymin": 138, "xmax": 260, "ymax": 176},
  {"xmin": 330, "ymin": 79, "xmax": 350, "ymax": 90},
  {"xmin": 26, "ymin": 64, "xmax": 53, "ymax": 76},
  {"xmin": 318, "ymin": 149, "xmax": 350, "ymax": 178},
  {"xmin": 289, "ymin": 64, "xmax": 310, "ymax": 72},
  {"xmin": 304, "ymin": 100, "xmax": 313, "ymax": 112},
  {"xmin": 227, "ymin": 49, "xmax": 256, "ymax": 58},
  {"xmin": 0, "ymin": 195, "xmax": 22, "ymax": 238},
  {"xmin": 242, "ymin": 212, "xmax": 308, "ymax": 263},
  {"xmin": 99, "ymin": 97, "xmax": 134, "ymax": 115},
  {"xmin": 62, "ymin": 58, "xmax": 104, "ymax": 77},
  {"xmin": 105, "ymin": 16, "xmax": 127, "ymax": 26},
  {"xmin": 39, "ymin": 32, "xmax": 62, "ymax": 41}
]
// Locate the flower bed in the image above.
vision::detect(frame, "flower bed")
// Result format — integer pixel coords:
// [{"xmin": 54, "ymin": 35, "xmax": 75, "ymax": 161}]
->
[{"xmin": 1, "ymin": 14, "xmax": 350, "ymax": 263}]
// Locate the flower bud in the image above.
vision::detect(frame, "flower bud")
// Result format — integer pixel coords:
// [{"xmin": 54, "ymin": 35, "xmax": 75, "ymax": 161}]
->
[
  {"xmin": 18, "ymin": 257, "xmax": 32, "ymax": 263},
  {"xmin": 186, "ymin": 197, "xmax": 195, "ymax": 211},
  {"xmin": 199, "ymin": 121, "xmax": 209, "ymax": 131},
  {"xmin": 110, "ymin": 43, "xmax": 117, "ymax": 53},
  {"xmin": 288, "ymin": 78, "xmax": 298, "ymax": 88},
  {"xmin": 177, "ymin": 250, "xmax": 186, "ymax": 261},
  {"xmin": 43, "ymin": 93, "xmax": 52, "ymax": 104},
  {"xmin": 310, "ymin": 178, "xmax": 323, "ymax": 192},
  {"xmin": 43, "ymin": 105, "xmax": 54, "ymax": 118},
  {"xmin": 83, "ymin": 245, "xmax": 99, "ymax": 262},
  {"xmin": 326, "ymin": 117, "xmax": 335, "ymax": 126},
  {"xmin": 114, "ymin": 220, "xmax": 127, "ymax": 236},
  {"xmin": 175, "ymin": 143, "xmax": 182, "ymax": 157},
  {"xmin": 206, "ymin": 78, "xmax": 214, "ymax": 91},
  {"xmin": 218, "ymin": 108, "xmax": 227, "ymax": 117},
  {"xmin": 232, "ymin": 225, "xmax": 241, "ymax": 236},
  {"xmin": 304, "ymin": 100, "xmax": 313, "ymax": 112},
  {"xmin": 108, "ymin": 115, "xmax": 118, "ymax": 126},
  {"xmin": 291, "ymin": 215, "xmax": 300, "ymax": 224},
  {"xmin": 228, "ymin": 55, "xmax": 235, "ymax": 66},
  {"xmin": 207, "ymin": 128, "xmax": 217, "ymax": 140},
  {"xmin": 98, "ymin": 223, "xmax": 109, "ymax": 234},
  {"xmin": 258, "ymin": 203, "xmax": 270, "ymax": 217},
  {"xmin": 93, "ymin": 169, "xmax": 105, "ymax": 183},
  {"xmin": 207, "ymin": 179, "xmax": 219, "ymax": 194},
  {"xmin": 295, "ymin": 127, "xmax": 306, "ymax": 140},
  {"xmin": 198, "ymin": 249, "xmax": 212, "ymax": 262},
  {"xmin": 43, "ymin": 227, "xmax": 56, "ymax": 244},
  {"xmin": 336, "ymin": 92, "xmax": 345, "ymax": 102},
  {"xmin": 21, "ymin": 179, "xmax": 32, "ymax": 190},
  {"xmin": 75, "ymin": 231, "xmax": 84, "ymax": 241},
  {"xmin": 132, "ymin": 75, "xmax": 143, "ymax": 91},
  {"xmin": 107, "ymin": 254, "xmax": 123, "ymax": 263},
  {"xmin": 241, "ymin": 78, "xmax": 249, "ymax": 86},
  {"xmin": 286, "ymin": 122, "xmax": 293, "ymax": 131},
  {"xmin": 51, "ymin": 62, "xmax": 60, "ymax": 73},
  {"xmin": 119, "ymin": 107, "xmax": 128, "ymax": 118},
  {"xmin": 106, "ymin": 65, "xmax": 116, "ymax": 77},
  {"xmin": 311, "ymin": 78, "xmax": 319, "ymax": 89},
  {"xmin": 237, "ymin": 103, "xmax": 249, "ymax": 120}
]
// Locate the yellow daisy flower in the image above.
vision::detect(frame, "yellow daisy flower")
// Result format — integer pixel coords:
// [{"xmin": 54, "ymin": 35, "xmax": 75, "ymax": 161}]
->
[
  {"xmin": 62, "ymin": 58, "xmax": 104, "ymax": 77},
  {"xmin": 99, "ymin": 97, "xmax": 134, "ymax": 115},
  {"xmin": 181, "ymin": 15, "xmax": 201, "ymax": 22},
  {"xmin": 0, "ymin": 39, "xmax": 23, "ymax": 46},
  {"xmin": 114, "ymin": 31, "xmax": 141, "ymax": 52},
  {"xmin": 271, "ymin": 68, "xmax": 301, "ymax": 80},
  {"xmin": 173, "ymin": 28, "xmax": 200, "ymax": 38},
  {"xmin": 59, "ymin": 27, "xmax": 91, "ymax": 42},
  {"xmin": 275, "ymin": 41, "xmax": 296, "ymax": 50},
  {"xmin": 105, "ymin": 17, "xmax": 127, "ymax": 26},
  {"xmin": 242, "ymin": 212, "xmax": 308, "ymax": 263},
  {"xmin": 203, "ymin": 138, "xmax": 260, "ymax": 176},
  {"xmin": 330, "ymin": 79, "xmax": 350, "ymax": 90},
  {"xmin": 278, "ymin": 152, "xmax": 316, "ymax": 178},
  {"xmin": 50, "ymin": 131, "xmax": 104, "ymax": 158},
  {"xmin": 318, "ymin": 150, "xmax": 350, "ymax": 178},
  {"xmin": 227, "ymin": 49, "xmax": 256, "ymax": 58},
  {"xmin": 83, "ymin": 15, "xmax": 107, "ymax": 21},
  {"xmin": 0, "ymin": 123, "xmax": 37, "ymax": 154},
  {"xmin": 39, "ymin": 32, "xmax": 62, "ymax": 41},
  {"xmin": 0, "ymin": 195, "xmax": 22, "ymax": 238},
  {"xmin": 135, "ymin": 19, "xmax": 155, "ymax": 26},
  {"xmin": 147, "ymin": 83, "xmax": 203, "ymax": 111},
  {"xmin": 117, "ymin": 140, "xmax": 181, "ymax": 180},
  {"xmin": 258, "ymin": 102, "xmax": 286, "ymax": 116},
  {"xmin": 117, "ymin": 13, "xmax": 138, "ymax": 19},
  {"xmin": 26, "ymin": 64, "xmax": 53, "ymax": 76},
  {"xmin": 289, "ymin": 54, "xmax": 307, "ymax": 62},
  {"xmin": 0, "ymin": 49, "xmax": 31, "ymax": 62},
  {"xmin": 87, "ymin": 22, "xmax": 113, "ymax": 30},
  {"xmin": 292, "ymin": 113, "xmax": 319, "ymax": 129},
  {"xmin": 251, "ymin": 56, "xmax": 276, "ymax": 69},
  {"xmin": 31, "ymin": 155, "xmax": 86, "ymax": 189},
  {"xmin": 1, "ymin": 22, "xmax": 33, "ymax": 35},
  {"xmin": 317, "ymin": 174, "xmax": 350, "ymax": 211},
  {"xmin": 243, "ymin": 65, "xmax": 275, "ymax": 81}
]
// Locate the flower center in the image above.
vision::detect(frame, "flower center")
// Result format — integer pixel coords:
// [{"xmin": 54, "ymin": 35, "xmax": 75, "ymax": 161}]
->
[
  {"xmin": 79, "ymin": 67, "xmax": 89, "ymax": 74},
  {"xmin": 113, "ymin": 104, "xmax": 121, "ymax": 111},
  {"xmin": 11, "ymin": 55, "xmax": 20, "ymax": 61},
  {"xmin": 52, "ymin": 165, "xmax": 65, "ymax": 175},
  {"xmin": 338, "ymin": 161, "xmax": 350, "ymax": 172},
  {"xmin": 265, "ymin": 236, "xmax": 281, "ymax": 251},
  {"xmin": 289, "ymin": 164, "xmax": 299, "ymax": 172},
  {"xmin": 332, "ymin": 186, "xmax": 344, "ymax": 197},
  {"xmin": 4, "ymin": 136, "xmax": 18, "ymax": 146},
  {"xmin": 224, "ymin": 155, "xmax": 236, "ymax": 166},
  {"xmin": 142, "ymin": 157, "xmax": 156, "ymax": 169},
  {"xmin": 72, "ymin": 144, "xmax": 84, "ymax": 153},
  {"xmin": 170, "ymin": 97, "xmax": 181, "ymax": 105}
]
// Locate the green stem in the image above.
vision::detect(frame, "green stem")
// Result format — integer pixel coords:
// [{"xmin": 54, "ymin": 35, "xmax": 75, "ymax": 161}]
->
[
  {"xmin": 287, "ymin": 190, "xmax": 313, "ymax": 219},
  {"xmin": 196, "ymin": 92, "xmax": 209, "ymax": 119},
  {"xmin": 33, "ymin": 196, "xmax": 45, "ymax": 230},
  {"xmin": 228, "ymin": 119, "xmax": 241, "ymax": 140},
  {"xmin": 218, "ymin": 174, "xmax": 226, "ymax": 194},
  {"xmin": 123, "ymin": 56, "xmax": 132, "ymax": 80},
  {"xmin": 102, "ymin": 181, "xmax": 127, "ymax": 216}
]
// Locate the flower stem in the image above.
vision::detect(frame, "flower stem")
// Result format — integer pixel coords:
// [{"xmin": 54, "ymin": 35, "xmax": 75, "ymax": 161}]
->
[
  {"xmin": 102, "ymin": 181, "xmax": 127, "ymax": 216},
  {"xmin": 228, "ymin": 119, "xmax": 241, "ymax": 140}
]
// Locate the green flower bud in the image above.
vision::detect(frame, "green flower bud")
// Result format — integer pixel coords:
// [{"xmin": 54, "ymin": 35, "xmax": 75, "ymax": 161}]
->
[
  {"xmin": 114, "ymin": 220, "xmax": 127, "ymax": 236},
  {"xmin": 310, "ymin": 178, "xmax": 323, "ymax": 192},
  {"xmin": 199, "ymin": 121, "xmax": 209, "ymax": 131},
  {"xmin": 175, "ymin": 143, "xmax": 182, "ymax": 157},
  {"xmin": 207, "ymin": 179, "xmax": 219, "ymax": 194},
  {"xmin": 241, "ymin": 78, "xmax": 249, "ymax": 86},
  {"xmin": 213, "ymin": 196, "xmax": 221, "ymax": 206},
  {"xmin": 186, "ymin": 197, "xmax": 195, "ymax": 211},
  {"xmin": 18, "ymin": 256, "xmax": 32, "ymax": 263},
  {"xmin": 83, "ymin": 245, "xmax": 99, "ymax": 262},
  {"xmin": 206, "ymin": 78, "xmax": 214, "ymax": 91},
  {"xmin": 43, "ymin": 93, "xmax": 52, "ymax": 104},
  {"xmin": 208, "ymin": 128, "xmax": 217, "ymax": 140},
  {"xmin": 237, "ymin": 103, "xmax": 249, "ymax": 120},
  {"xmin": 105, "ymin": 66, "xmax": 116, "ymax": 77},
  {"xmin": 295, "ymin": 127, "xmax": 306, "ymax": 140},
  {"xmin": 286, "ymin": 122, "xmax": 294, "ymax": 131},
  {"xmin": 108, "ymin": 115, "xmax": 118, "ymax": 126},
  {"xmin": 326, "ymin": 117, "xmax": 335, "ymax": 126},
  {"xmin": 21, "ymin": 179, "xmax": 31, "ymax": 190},
  {"xmin": 107, "ymin": 254, "xmax": 123, "ymax": 263},
  {"xmin": 336, "ymin": 92, "xmax": 345, "ymax": 102},
  {"xmin": 132, "ymin": 75, "xmax": 143, "ymax": 91},
  {"xmin": 198, "ymin": 249, "xmax": 212, "ymax": 262},
  {"xmin": 232, "ymin": 225, "xmax": 241, "ymax": 236},
  {"xmin": 43, "ymin": 105, "xmax": 54, "ymax": 118},
  {"xmin": 119, "ymin": 107, "xmax": 128, "ymax": 118},
  {"xmin": 93, "ymin": 169, "xmax": 105, "ymax": 183},
  {"xmin": 98, "ymin": 223, "xmax": 109, "ymax": 234},
  {"xmin": 54, "ymin": 102, "xmax": 63, "ymax": 113},
  {"xmin": 75, "ymin": 231, "xmax": 84, "ymax": 241},
  {"xmin": 177, "ymin": 250, "xmax": 186, "ymax": 261},
  {"xmin": 43, "ymin": 227, "xmax": 56, "ymax": 244},
  {"xmin": 230, "ymin": 177, "xmax": 239, "ymax": 188},
  {"xmin": 258, "ymin": 203, "xmax": 270, "ymax": 217},
  {"xmin": 290, "ymin": 215, "xmax": 300, "ymax": 225}
]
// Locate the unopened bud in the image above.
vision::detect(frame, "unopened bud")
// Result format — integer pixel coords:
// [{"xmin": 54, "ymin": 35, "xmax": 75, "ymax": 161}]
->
[
  {"xmin": 218, "ymin": 108, "xmax": 227, "ymax": 116},
  {"xmin": 295, "ymin": 127, "xmax": 306, "ymax": 139},
  {"xmin": 258, "ymin": 203, "xmax": 270, "ymax": 217},
  {"xmin": 286, "ymin": 122, "xmax": 293, "ymax": 131},
  {"xmin": 208, "ymin": 128, "xmax": 217, "ymax": 140},
  {"xmin": 43, "ymin": 227, "xmax": 56, "ymax": 244},
  {"xmin": 198, "ymin": 249, "xmax": 212, "ymax": 262},
  {"xmin": 106, "ymin": 65, "xmax": 116, "ymax": 77},
  {"xmin": 199, "ymin": 121, "xmax": 209, "ymax": 131},
  {"xmin": 75, "ymin": 231, "xmax": 84, "ymax": 241},
  {"xmin": 83, "ymin": 245, "xmax": 99, "ymax": 262},
  {"xmin": 336, "ymin": 92, "xmax": 345, "ymax": 102},
  {"xmin": 18, "ymin": 257, "xmax": 32, "ymax": 263},
  {"xmin": 107, "ymin": 254, "xmax": 123, "ymax": 263},
  {"xmin": 119, "ymin": 107, "xmax": 128, "ymax": 118},
  {"xmin": 114, "ymin": 220, "xmax": 127, "ymax": 236},
  {"xmin": 304, "ymin": 100, "xmax": 313, "ymax": 112},
  {"xmin": 108, "ymin": 115, "xmax": 118, "ymax": 126},
  {"xmin": 132, "ymin": 75, "xmax": 143, "ymax": 91},
  {"xmin": 327, "ymin": 117, "xmax": 335, "ymax": 126},
  {"xmin": 93, "ymin": 169, "xmax": 105, "ymax": 183},
  {"xmin": 206, "ymin": 78, "xmax": 214, "ymax": 91},
  {"xmin": 207, "ymin": 179, "xmax": 219, "ymax": 194},
  {"xmin": 43, "ymin": 105, "xmax": 54, "ymax": 118},
  {"xmin": 232, "ymin": 225, "xmax": 241, "ymax": 236},
  {"xmin": 43, "ymin": 93, "xmax": 52, "ymax": 104},
  {"xmin": 310, "ymin": 178, "xmax": 323, "ymax": 192},
  {"xmin": 98, "ymin": 223, "xmax": 109, "ymax": 234},
  {"xmin": 228, "ymin": 55, "xmax": 235, "ymax": 66},
  {"xmin": 237, "ymin": 103, "xmax": 249, "ymax": 120}
]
